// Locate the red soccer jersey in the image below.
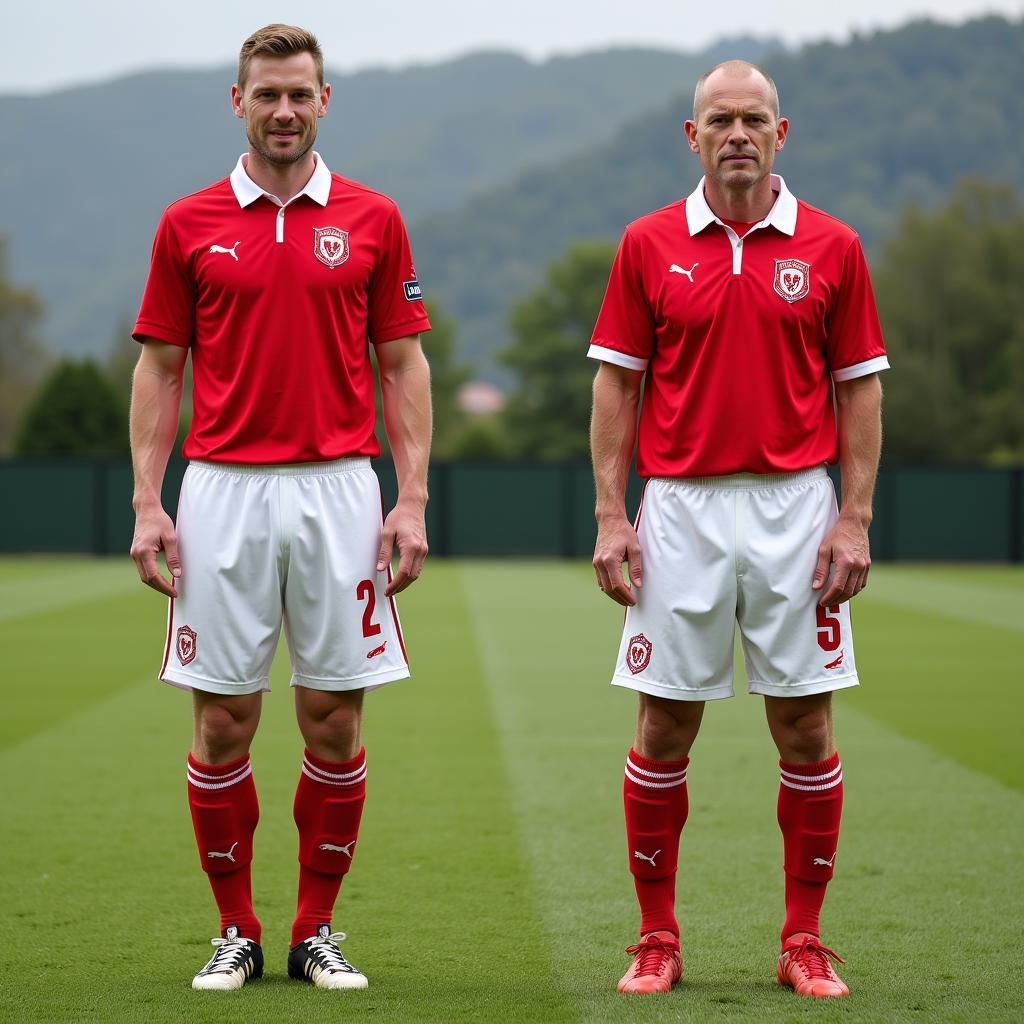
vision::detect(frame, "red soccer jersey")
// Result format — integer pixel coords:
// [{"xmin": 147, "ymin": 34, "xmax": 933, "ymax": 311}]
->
[
  {"xmin": 134, "ymin": 154, "xmax": 431, "ymax": 464},
  {"xmin": 589, "ymin": 174, "xmax": 889, "ymax": 477}
]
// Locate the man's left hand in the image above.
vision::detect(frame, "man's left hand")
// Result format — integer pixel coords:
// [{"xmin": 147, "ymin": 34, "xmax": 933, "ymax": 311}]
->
[
  {"xmin": 812, "ymin": 517, "xmax": 871, "ymax": 605},
  {"xmin": 378, "ymin": 501, "xmax": 428, "ymax": 596}
]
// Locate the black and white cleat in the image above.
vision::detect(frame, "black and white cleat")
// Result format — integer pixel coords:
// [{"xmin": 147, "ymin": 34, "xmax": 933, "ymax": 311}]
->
[
  {"xmin": 192, "ymin": 925, "xmax": 264, "ymax": 991},
  {"xmin": 288, "ymin": 924, "xmax": 368, "ymax": 990}
]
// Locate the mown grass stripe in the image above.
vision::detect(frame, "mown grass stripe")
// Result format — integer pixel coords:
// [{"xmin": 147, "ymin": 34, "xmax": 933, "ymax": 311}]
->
[
  {"xmin": 0, "ymin": 558, "xmax": 139, "ymax": 624},
  {"xmin": 0, "ymin": 561, "xmax": 576, "ymax": 1024},
  {"xmin": 849, "ymin": 598, "xmax": 1022, "ymax": 791},
  {"xmin": 863, "ymin": 566, "xmax": 1024, "ymax": 634},
  {"xmin": 0, "ymin": 589, "xmax": 166, "ymax": 751},
  {"xmin": 463, "ymin": 560, "xmax": 1024, "ymax": 1023}
]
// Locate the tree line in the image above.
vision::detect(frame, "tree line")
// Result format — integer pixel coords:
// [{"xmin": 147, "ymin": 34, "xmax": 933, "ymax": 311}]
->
[{"xmin": 2, "ymin": 180, "xmax": 1021, "ymax": 465}]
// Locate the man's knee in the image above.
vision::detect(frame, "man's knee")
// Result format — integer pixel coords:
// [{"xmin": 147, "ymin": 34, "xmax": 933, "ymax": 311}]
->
[
  {"xmin": 192, "ymin": 692, "xmax": 261, "ymax": 763},
  {"xmin": 635, "ymin": 696, "xmax": 704, "ymax": 760},
  {"xmin": 766, "ymin": 695, "xmax": 834, "ymax": 762},
  {"xmin": 296, "ymin": 688, "xmax": 364, "ymax": 760}
]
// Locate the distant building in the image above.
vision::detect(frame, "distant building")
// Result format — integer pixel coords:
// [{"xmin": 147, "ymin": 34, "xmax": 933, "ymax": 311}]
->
[{"xmin": 457, "ymin": 381, "xmax": 506, "ymax": 416}]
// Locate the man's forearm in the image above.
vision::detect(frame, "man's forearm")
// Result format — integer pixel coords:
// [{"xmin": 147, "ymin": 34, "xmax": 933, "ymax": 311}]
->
[
  {"xmin": 591, "ymin": 365, "xmax": 642, "ymax": 522},
  {"xmin": 130, "ymin": 357, "xmax": 184, "ymax": 509},
  {"xmin": 380, "ymin": 348, "xmax": 432, "ymax": 507},
  {"xmin": 835, "ymin": 374, "xmax": 882, "ymax": 526}
]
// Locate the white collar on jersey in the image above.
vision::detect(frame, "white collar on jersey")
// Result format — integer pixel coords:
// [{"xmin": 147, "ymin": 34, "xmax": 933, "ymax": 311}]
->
[
  {"xmin": 229, "ymin": 151, "xmax": 332, "ymax": 208},
  {"xmin": 685, "ymin": 172, "xmax": 797, "ymax": 237}
]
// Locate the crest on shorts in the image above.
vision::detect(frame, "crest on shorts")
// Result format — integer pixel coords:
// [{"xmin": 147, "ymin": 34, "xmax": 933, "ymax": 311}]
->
[
  {"xmin": 176, "ymin": 625, "xmax": 197, "ymax": 666},
  {"xmin": 773, "ymin": 258, "xmax": 810, "ymax": 303},
  {"xmin": 313, "ymin": 226, "xmax": 350, "ymax": 268},
  {"xmin": 627, "ymin": 633, "xmax": 653, "ymax": 675}
]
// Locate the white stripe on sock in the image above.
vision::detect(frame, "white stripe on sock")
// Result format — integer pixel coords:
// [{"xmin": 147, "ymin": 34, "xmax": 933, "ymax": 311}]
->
[
  {"xmin": 301, "ymin": 764, "xmax": 367, "ymax": 788},
  {"xmin": 187, "ymin": 763, "xmax": 253, "ymax": 790},
  {"xmin": 624, "ymin": 766, "xmax": 688, "ymax": 789},
  {"xmin": 779, "ymin": 762, "xmax": 841, "ymax": 784},
  {"xmin": 187, "ymin": 760, "xmax": 250, "ymax": 783},
  {"xmin": 625, "ymin": 757, "xmax": 688, "ymax": 781},
  {"xmin": 779, "ymin": 772, "xmax": 843, "ymax": 792},
  {"xmin": 302, "ymin": 755, "xmax": 366, "ymax": 783}
]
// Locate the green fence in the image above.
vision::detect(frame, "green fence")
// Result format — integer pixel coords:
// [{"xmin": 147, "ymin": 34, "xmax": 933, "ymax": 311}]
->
[{"xmin": 1, "ymin": 457, "xmax": 1021, "ymax": 561}]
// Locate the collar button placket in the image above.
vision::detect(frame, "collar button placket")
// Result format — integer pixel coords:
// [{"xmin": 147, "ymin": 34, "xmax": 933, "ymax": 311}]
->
[{"xmin": 732, "ymin": 236, "xmax": 743, "ymax": 276}]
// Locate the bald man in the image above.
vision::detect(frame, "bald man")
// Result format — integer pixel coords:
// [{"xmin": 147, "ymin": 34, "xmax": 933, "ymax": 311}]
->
[{"xmin": 588, "ymin": 61, "xmax": 888, "ymax": 997}]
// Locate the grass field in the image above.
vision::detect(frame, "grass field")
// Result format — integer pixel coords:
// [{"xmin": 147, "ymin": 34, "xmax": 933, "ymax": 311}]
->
[{"xmin": 1, "ymin": 558, "xmax": 1022, "ymax": 1023}]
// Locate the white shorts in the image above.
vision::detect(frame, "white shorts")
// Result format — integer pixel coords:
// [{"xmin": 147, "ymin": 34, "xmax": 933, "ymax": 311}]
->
[
  {"xmin": 159, "ymin": 458, "xmax": 409, "ymax": 695},
  {"xmin": 612, "ymin": 467, "xmax": 858, "ymax": 701}
]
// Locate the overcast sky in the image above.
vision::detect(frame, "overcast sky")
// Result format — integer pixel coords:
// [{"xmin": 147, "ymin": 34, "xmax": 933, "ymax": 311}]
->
[{"xmin": 7, "ymin": 0, "xmax": 1021, "ymax": 94}]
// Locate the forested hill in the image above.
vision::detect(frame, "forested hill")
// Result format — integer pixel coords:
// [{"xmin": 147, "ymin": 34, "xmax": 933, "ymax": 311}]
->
[
  {"xmin": 415, "ymin": 15, "xmax": 1024, "ymax": 377},
  {"xmin": 0, "ymin": 39, "xmax": 775, "ymax": 358}
]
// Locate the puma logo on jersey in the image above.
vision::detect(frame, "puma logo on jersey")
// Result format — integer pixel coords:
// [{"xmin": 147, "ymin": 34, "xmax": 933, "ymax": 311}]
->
[
  {"xmin": 367, "ymin": 642, "xmax": 387, "ymax": 660},
  {"xmin": 319, "ymin": 841, "xmax": 356, "ymax": 858},
  {"xmin": 669, "ymin": 262, "xmax": 698, "ymax": 282},
  {"xmin": 633, "ymin": 849, "xmax": 661, "ymax": 867},
  {"xmin": 824, "ymin": 649, "xmax": 845, "ymax": 670},
  {"xmin": 207, "ymin": 841, "xmax": 239, "ymax": 862},
  {"xmin": 209, "ymin": 241, "xmax": 241, "ymax": 261},
  {"xmin": 813, "ymin": 852, "xmax": 836, "ymax": 868}
]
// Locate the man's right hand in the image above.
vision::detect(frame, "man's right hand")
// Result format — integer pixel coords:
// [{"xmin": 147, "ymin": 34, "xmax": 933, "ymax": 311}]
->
[
  {"xmin": 131, "ymin": 504, "xmax": 181, "ymax": 597},
  {"xmin": 593, "ymin": 515, "xmax": 643, "ymax": 606}
]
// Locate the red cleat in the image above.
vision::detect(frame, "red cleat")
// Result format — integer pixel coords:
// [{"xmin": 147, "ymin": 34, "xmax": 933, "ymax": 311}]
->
[
  {"xmin": 777, "ymin": 932, "xmax": 849, "ymax": 998},
  {"xmin": 617, "ymin": 931, "xmax": 682, "ymax": 994}
]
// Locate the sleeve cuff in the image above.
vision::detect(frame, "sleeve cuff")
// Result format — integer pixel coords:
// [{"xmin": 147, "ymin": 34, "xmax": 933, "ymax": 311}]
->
[
  {"xmin": 371, "ymin": 317, "xmax": 432, "ymax": 344},
  {"xmin": 831, "ymin": 355, "xmax": 890, "ymax": 382},
  {"xmin": 131, "ymin": 321, "xmax": 191, "ymax": 348},
  {"xmin": 587, "ymin": 344, "xmax": 649, "ymax": 372}
]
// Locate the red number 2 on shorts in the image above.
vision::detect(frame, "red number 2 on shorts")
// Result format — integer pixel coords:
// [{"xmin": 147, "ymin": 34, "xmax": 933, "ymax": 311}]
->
[
  {"xmin": 356, "ymin": 580, "xmax": 382, "ymax": 638},
  {"xmin": 815, "ymin": 604, "xmax": 841, "ymax": 652}
]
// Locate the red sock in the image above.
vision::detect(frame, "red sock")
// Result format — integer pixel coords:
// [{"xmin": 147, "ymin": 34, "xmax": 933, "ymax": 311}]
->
[
  {"xmin": 187, "ymin": 753, "xmax": 261, "ymax": 943},
  {"xmin": 777, "ymin": 751, "xmax": 843, "ymax": 942},
  {"xmin": 623, "ymin": 748, "xmax": 689, "ymax": 937},
  {"xmin": 291, "ymin": 747, "xmax": 367, "ymax": 947}
]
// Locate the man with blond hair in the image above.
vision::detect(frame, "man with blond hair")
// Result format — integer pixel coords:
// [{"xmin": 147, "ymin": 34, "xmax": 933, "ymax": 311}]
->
[
  {"xmin": 131, "ymin": 24, "xmax": 432, "ymax": 991},
  {"xmin": 589, "ymin": 60, "xmax": 887, "ymax": 998}
]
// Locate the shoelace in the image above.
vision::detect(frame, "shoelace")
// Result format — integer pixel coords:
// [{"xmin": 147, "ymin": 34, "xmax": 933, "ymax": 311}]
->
[
  {"xmin": 309, "ymin": 931, "xmax": 356, "ymax": 973},
  {"xmin": 788, "ymin": 936, "xmax": 845, "ymax": 980},
  {"xmin": 625, "ymin": 934, "xmax": 678, "ymax": 976},
  {"xmin": 203, "ymin": 935, "xmax": 248, "ymax": 973}
]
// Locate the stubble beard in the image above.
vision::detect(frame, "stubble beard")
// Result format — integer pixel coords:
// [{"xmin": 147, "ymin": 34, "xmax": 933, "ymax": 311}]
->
[
  {"xmin": 714, "ymin": 158, "xmax": 767, "ymax": 192},
  {"xmin": 247, "ymin": 124, "xmax": 316, "ymax": 167}
]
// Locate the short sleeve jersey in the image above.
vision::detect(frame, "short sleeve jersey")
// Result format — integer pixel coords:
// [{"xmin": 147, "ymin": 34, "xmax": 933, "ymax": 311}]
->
[
  {"xmin": 134, "ymin": 154, "xmax": 431, "ymax": 464},
  {"xmin": 588, "ymin": 175, "xmax": 889, "ymax": 477}
]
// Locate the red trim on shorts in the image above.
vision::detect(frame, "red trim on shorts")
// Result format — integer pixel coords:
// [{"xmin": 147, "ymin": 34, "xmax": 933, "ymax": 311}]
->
[
  {"xmin": 377, "ymin": 487, "xmax": 409, "ymax": 665},
  {"xmin": 385, "ymin": 563, "xmax": 409, "ymax": 665},
  {"xmin": 622, "ymin": 480, "xmax": 650, "ymax": 625},
  {"xmin": 633, "ymin": 479, "xmax": 650, "ymax": 531},
  {"xmin": 159, "ymin": 596, "xmax": 175, "ymax": 677}
]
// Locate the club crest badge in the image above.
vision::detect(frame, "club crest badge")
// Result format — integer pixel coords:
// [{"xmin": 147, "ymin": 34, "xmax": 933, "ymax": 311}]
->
[
  {"xmin": 773, "ymin": 258, "xmax": 811, "ymax": 303},
  {"xmin": 176, "ymin": 625, "xmax": 197, "ymax": 666},
  {"xmin": 627, "ymin": 633, "xmax": 653, "ymax": 675},
  {"xmin": 313, "ymin": 226, "xmax": 350, "ymax": 268}
]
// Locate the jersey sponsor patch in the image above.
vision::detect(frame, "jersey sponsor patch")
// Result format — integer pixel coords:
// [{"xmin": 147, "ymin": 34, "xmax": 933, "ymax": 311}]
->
[
  {"xmin": 313, "ymin": 226, "xmax": 350, "ymax": 268},
  {"xmin": 176, "ymin": 624, "xmax": 198, "ymax": 666},
  {"xmin": 627, "ymin": 633, "xmax": 653, "ymax": 674},
  {"xmin": 403, "ymin": 279, "xmax": 423, "ymax": 302},
  {"xmin": 773, "ymin": 258, "xmax": 811, "ymax": 303}
]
